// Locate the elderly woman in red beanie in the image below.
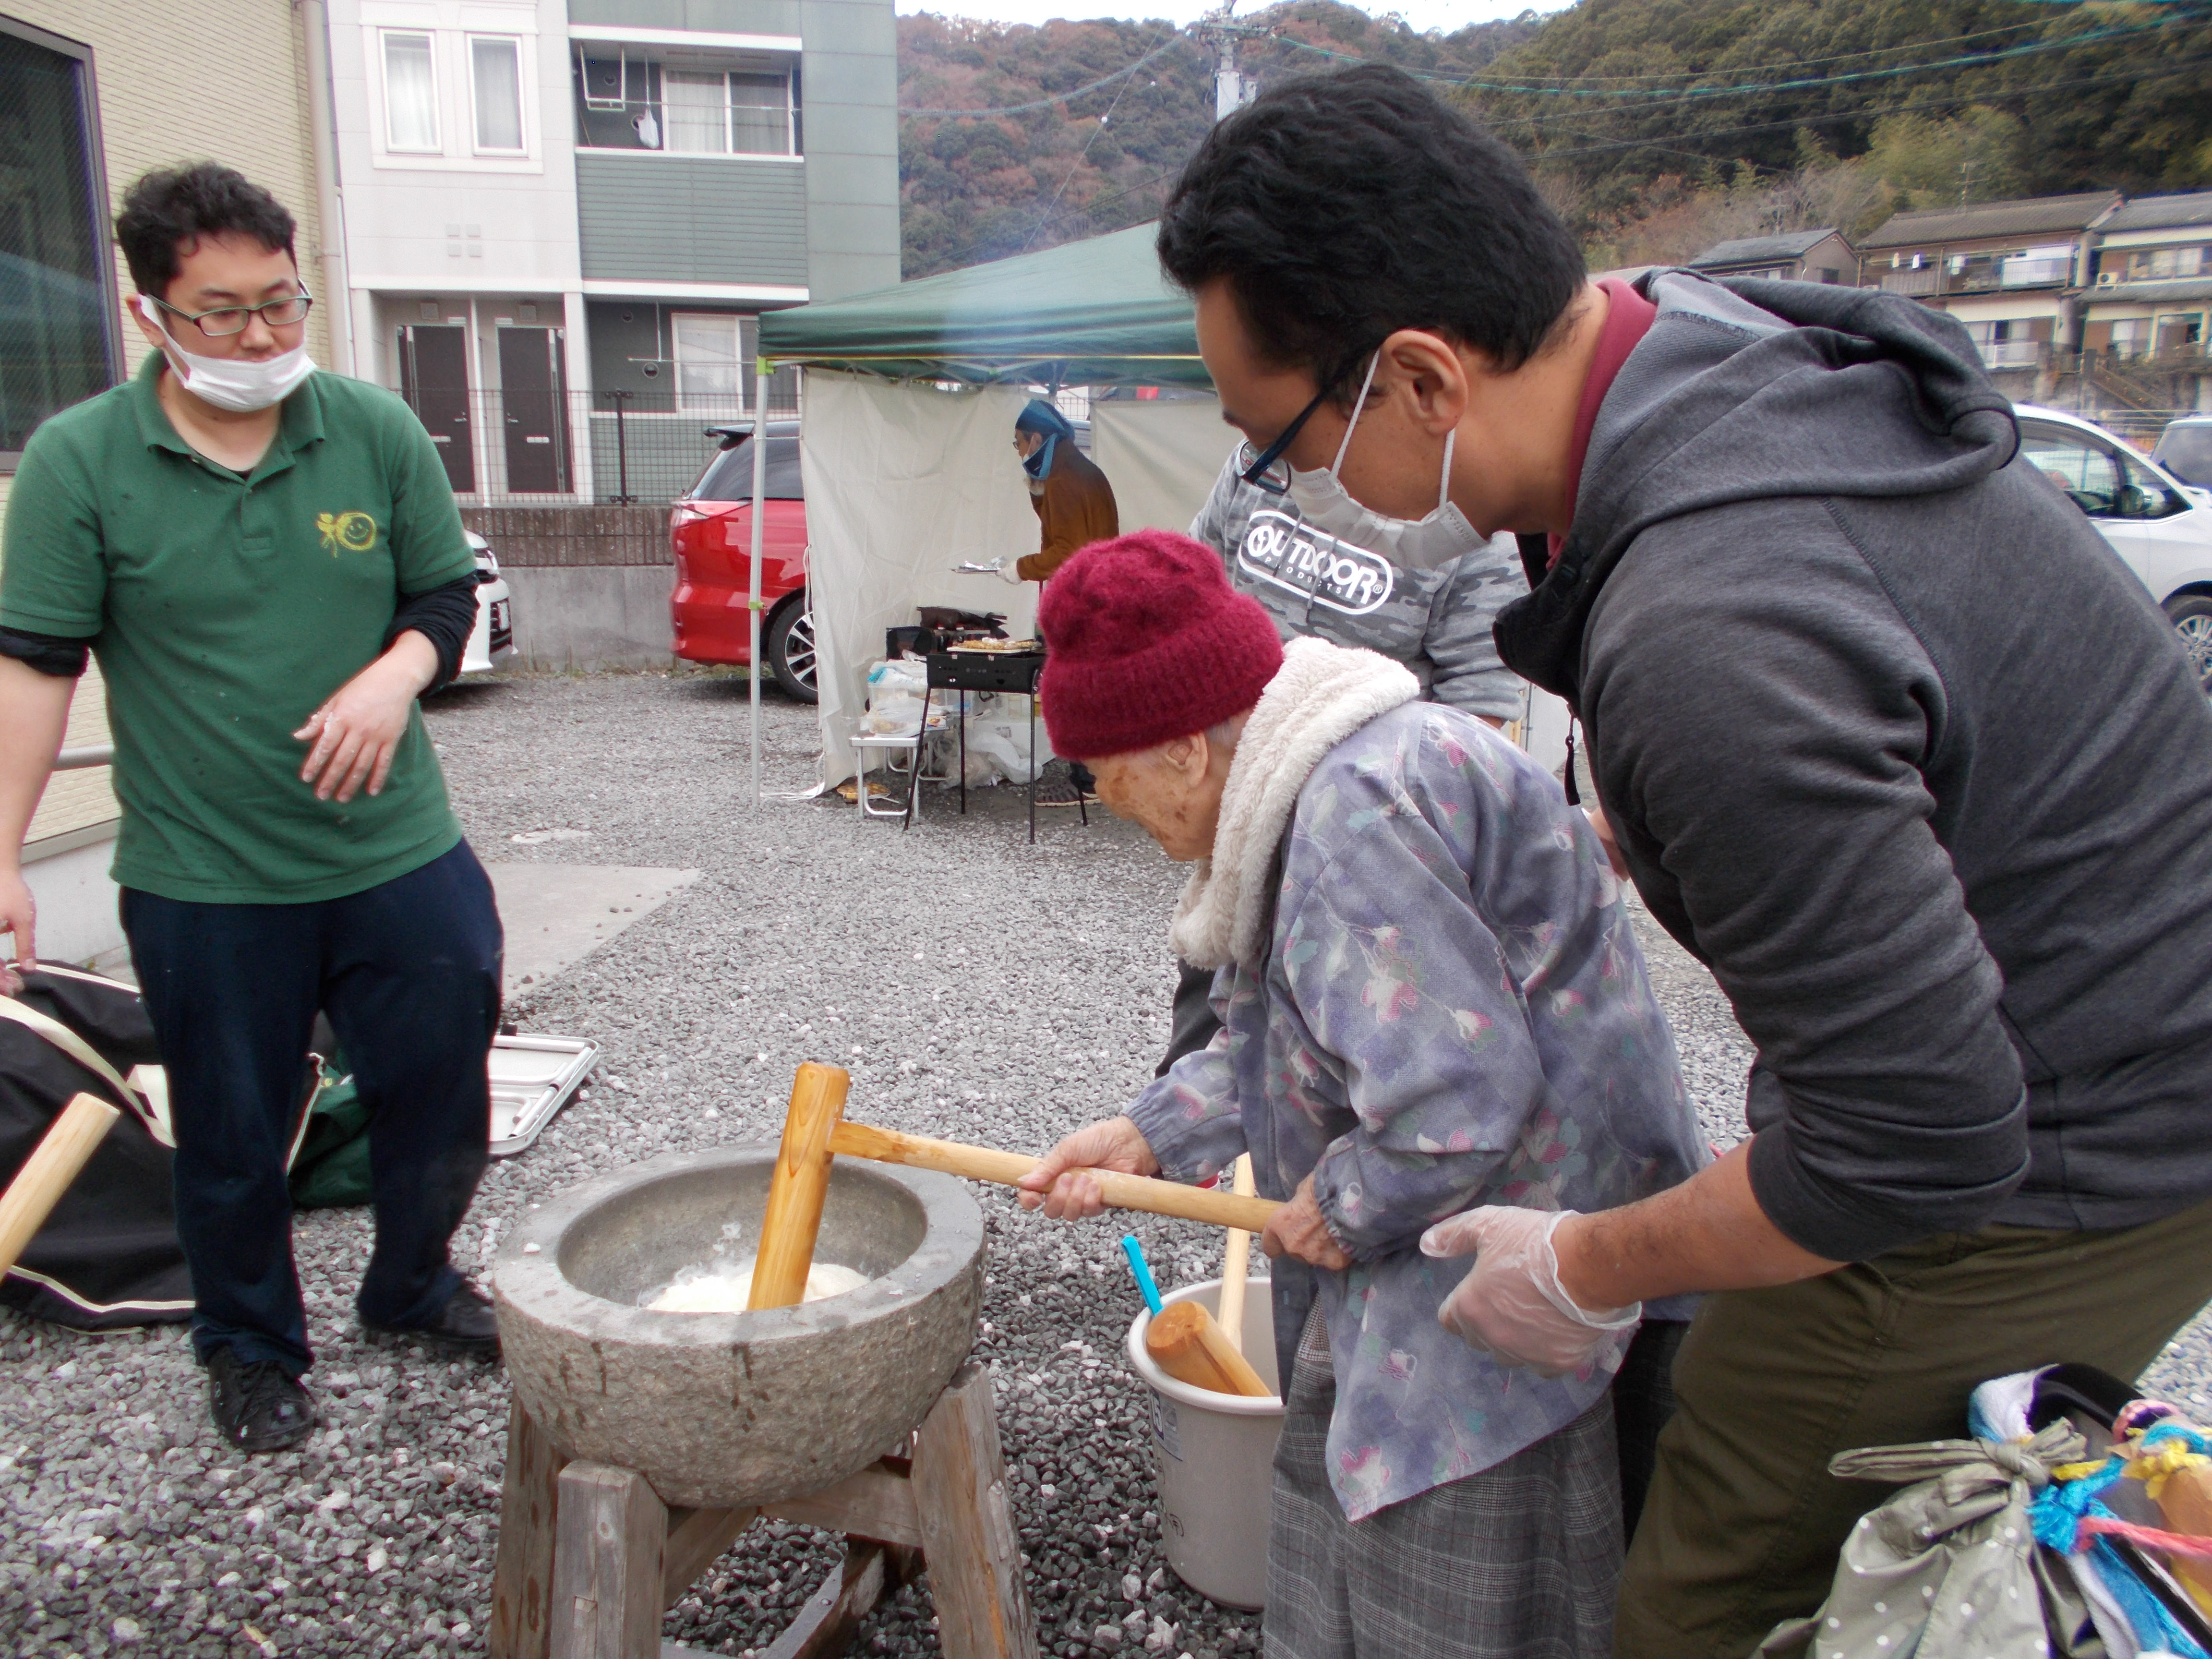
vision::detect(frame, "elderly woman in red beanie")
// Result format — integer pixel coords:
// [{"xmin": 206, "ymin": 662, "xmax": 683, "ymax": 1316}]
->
[{"xmin": 1016, "ymin": 530, "xmax": 1706, "ymax": 1659}]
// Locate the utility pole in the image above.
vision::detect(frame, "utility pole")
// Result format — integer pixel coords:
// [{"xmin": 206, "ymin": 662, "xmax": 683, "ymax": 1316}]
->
[{"xmin": 1197, "ymin": 3, "xmax": 1255, "ymax": 122}]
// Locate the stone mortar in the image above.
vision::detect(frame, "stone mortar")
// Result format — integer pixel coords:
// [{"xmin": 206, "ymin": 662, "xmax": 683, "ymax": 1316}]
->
[{"xmin": 494, "ymin": 1142, "xmax": 983, "ymax": 1510}]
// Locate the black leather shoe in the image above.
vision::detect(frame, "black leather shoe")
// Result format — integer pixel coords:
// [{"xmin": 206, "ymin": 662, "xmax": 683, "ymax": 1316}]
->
[
  {"xmin": 364, "ymin": 1281, "xmax": 501, "ymax": 1358},
  {"xmin": 207, "ymin": 1349, "xmax": 316, "ymax": 1454}
]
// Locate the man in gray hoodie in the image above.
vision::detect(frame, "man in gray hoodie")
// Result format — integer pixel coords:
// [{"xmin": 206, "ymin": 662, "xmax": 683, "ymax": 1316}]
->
[{"xmin": 1157, "ymin": 65, "xmax": 2212, "ymax": 1655}]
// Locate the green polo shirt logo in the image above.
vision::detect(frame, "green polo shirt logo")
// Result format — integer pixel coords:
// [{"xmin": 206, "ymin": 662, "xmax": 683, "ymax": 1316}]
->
[{"xmin": 317, "ymin": 509, "xmax": 381, "ymax": 555}]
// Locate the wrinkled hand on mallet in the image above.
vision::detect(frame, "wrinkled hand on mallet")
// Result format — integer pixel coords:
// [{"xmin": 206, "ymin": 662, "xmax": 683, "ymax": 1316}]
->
[{"xmin": 1020, "ymin": 1116, "xmax": 1347, "ymax": 1269}]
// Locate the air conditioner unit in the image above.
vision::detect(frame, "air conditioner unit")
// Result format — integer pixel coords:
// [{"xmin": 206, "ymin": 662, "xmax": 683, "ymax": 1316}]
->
[{"xmin": 2096, "ymin": 271, "xmax": 2119, "ymax": 288}]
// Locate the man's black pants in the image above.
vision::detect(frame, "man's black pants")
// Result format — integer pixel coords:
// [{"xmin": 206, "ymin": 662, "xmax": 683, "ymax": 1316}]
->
[{"xmin": 122, "ymin": 840, "xmax": 503, "ymax": 1376}]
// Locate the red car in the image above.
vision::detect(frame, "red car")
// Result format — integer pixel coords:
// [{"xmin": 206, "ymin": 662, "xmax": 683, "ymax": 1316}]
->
[{"xmin": 670, "ymin": 421, "xmax": 816, "ymax": 700}]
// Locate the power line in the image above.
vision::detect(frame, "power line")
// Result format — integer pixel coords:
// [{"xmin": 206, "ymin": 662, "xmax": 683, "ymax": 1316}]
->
[
  {"xmin": 1020, "ymin": 19, "xmax": 1176, "ymax": 252},
  {"xmin": 899, "ymin": 36, "xmax": 1191, "ymax": 120},
  {"xmin": 1518, "ymin": 48, "xmax": 2212, "ymax": 160},
  {"xmin": 1458, "ymin": 17, "xmax": 2178, "ymax": 101}
]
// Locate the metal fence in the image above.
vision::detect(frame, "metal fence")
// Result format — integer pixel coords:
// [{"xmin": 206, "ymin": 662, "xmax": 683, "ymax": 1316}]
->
[{"xmin": 401, "ymin": 380, "xmax": 800, "ymax": 506}]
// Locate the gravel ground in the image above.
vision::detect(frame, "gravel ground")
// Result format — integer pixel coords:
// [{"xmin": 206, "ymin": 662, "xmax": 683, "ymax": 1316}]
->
[{"xmin": 2, "ymin": 667, "xmax": 2206, "ymax": 1659}]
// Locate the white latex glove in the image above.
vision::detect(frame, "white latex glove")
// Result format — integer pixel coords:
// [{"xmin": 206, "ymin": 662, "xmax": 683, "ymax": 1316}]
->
[
  {"xmin": 996, "ymin": 559, "xmax": 1026, "ymax": 586},
  {"xmin": 1420, "ymin": 1206, "xmax": 1641, "ymax": 1378}
]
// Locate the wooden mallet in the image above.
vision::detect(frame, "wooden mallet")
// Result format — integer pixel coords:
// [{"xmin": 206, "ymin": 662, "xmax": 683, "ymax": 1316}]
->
[
  {"xmin": 0, "ymin": 1092, "xmax": 122, "ymax": 1283},
  {"xmin": 747, "ymin": 1067, "xmax": 1286, "ymax": 1314}
]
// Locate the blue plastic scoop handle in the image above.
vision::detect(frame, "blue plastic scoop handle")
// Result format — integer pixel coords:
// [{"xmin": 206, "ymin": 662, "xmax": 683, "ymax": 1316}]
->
[{"xmin": 1121, "ymin": 1234, "xmax": 1165, "ymax": 1316}]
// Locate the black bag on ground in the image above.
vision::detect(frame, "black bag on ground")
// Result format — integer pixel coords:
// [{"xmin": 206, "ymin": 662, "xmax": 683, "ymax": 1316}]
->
[{"xmin": 0, "ymin": 964, "xmax": 192, "ymax": 1330}]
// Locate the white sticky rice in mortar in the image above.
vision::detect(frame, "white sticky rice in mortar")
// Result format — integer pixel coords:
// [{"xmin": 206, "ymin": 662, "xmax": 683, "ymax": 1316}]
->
[{"xmin": 646, "ymin": 1257, "xmax": 869, "ymax": 1312}]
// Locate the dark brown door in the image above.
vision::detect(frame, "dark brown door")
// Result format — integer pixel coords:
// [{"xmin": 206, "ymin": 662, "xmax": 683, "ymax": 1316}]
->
[
  {"xmin": 399, "ymin": 325, "xmax": 475, "ymax": 493},
  {"xmin": 498, "ymin": 326, "xmax": 568, "ymax": 494}
]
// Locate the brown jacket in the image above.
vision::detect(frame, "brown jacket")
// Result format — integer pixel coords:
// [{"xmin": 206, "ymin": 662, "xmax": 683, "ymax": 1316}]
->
[{"xmin": 1016, "ymin": 447, "xmax": 1119, "ymax": 582}]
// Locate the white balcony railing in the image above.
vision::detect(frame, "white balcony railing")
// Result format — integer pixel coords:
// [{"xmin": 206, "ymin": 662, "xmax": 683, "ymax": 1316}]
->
[
  {"xmin": 1999, "ymin": 257, "xmax": 2070, "ymax": 289},
  {"xmin": 1978, "ymin": 339, "xmax": 2043, "ymax": 368}
]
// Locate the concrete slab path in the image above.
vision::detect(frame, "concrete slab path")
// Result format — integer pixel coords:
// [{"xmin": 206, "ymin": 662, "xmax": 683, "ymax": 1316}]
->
[{"xmin": 483, "ymin": 863, "xmax": 700, "ymax": 998}]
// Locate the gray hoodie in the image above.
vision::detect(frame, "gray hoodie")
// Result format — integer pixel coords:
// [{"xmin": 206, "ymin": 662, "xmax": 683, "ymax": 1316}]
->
[{"xmin": 1494, "ymin": 271, "xmax": 2212, "ymax": 1262}]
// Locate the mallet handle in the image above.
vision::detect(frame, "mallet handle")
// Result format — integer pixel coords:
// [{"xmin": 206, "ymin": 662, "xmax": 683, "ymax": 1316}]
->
[
  {"xmin": 1216, "ymin": 1154, "xmax": 1256, "ymax": 1356},
  {"xmin": 0, "ymin": 1092, "xmax": 120, "ymax": 1281},
  {"xmin": 828, "ymin": 1121, "xmax": 1282, "ymax": 1233},
  {"xmin": 750, "ymin": 1063, "xmax": 851, "ymax": 1310}
]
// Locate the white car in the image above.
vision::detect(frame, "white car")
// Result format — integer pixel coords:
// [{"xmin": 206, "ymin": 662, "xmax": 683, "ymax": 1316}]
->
[
  {"xmin": 2015, "ymin": 405, "xmax": 2212, "ymax": 692},
  {"xmin": 461, "ymin": 530, "xmax": 517, "ymax": 675}
]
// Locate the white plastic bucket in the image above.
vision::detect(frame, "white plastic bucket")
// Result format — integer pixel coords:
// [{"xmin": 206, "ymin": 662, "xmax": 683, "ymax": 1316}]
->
[{"xmin": 1126, "ymin": 1276, "xmax": 1283, "ymax": 1611}]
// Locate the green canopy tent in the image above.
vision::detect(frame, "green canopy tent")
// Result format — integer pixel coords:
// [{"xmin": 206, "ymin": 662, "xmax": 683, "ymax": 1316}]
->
[
  {"xmin": 738, "ymin": 225, "xmax": 1227, "ymax": 799},
  {"xmin": 757, "ymin": 221, "xmax": 1210, "ymax": 389}
]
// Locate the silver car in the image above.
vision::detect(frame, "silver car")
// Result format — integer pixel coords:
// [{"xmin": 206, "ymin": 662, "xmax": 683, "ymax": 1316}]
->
[{"xmin": 461, "ymin": 531, "xmax": 517, "ymax": 674}]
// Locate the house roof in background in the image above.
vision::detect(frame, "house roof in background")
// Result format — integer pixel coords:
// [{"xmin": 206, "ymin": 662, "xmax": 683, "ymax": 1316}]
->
[
  {"xmin": 1860, "ymin": 192, "xmax": 2121, "ymax": 249},
  {"xmin": 2091, "ymin": 276, "xmax": 2212, "ymax": 305},
  {"xmin": 2101, "ymin": 192, "xmax": 2212, "ymax": 234},
  {"xmin": 1688, "ymin": 229, "xmax": 1842, "ymax": 267}
]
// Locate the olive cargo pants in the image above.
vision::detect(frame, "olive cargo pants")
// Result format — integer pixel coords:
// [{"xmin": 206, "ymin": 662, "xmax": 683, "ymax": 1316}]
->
[{"xmin": 1614, "ymin": 1194, "xmax": 2212, "ymax": 1658}]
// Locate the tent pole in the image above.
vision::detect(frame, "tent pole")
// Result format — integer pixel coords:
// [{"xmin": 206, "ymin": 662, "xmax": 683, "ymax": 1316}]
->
[{"xmin": 749, "ymin": 364, "xmax": 771, "ymax": 810}]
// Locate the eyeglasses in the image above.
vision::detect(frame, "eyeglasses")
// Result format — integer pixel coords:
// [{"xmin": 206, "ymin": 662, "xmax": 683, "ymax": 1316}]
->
[
  {"xmin": 1236, "ymin": 383, "xmax": 1331, "ymax": 497},
  {"xmin": 1235, "ymin": 350, "xmax": 1376, "ymax": 496},
  {"xmin": 151, "ymin": 291, "xmax": 314, "ymax": 339}
]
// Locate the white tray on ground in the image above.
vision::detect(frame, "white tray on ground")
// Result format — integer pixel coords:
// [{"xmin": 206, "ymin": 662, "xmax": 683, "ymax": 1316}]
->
[{"xmin": 490, "ymin": 1034, "xmax": 598, "ymax": 1157}]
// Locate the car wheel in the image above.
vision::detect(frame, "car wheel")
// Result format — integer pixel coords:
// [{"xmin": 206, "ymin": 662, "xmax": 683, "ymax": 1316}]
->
[
  {"xmin": 2166, "ymin": 593, "xmax": 2212, "ymax": 695},
  {"xmin": 766, "ymin": 592, "xmax": 819, "ymax": 703}
]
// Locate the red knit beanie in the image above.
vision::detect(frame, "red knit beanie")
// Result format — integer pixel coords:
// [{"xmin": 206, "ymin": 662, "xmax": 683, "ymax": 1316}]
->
[{"xmin": 1037, "ymin": 530, "xmax": 1284, "ymax": 760}]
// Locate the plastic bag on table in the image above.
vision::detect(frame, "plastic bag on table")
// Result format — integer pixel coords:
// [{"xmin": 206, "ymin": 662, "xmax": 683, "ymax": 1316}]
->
[{"xmin": 860, "ymin": 659, "xmax": 942, "ymax": 736}]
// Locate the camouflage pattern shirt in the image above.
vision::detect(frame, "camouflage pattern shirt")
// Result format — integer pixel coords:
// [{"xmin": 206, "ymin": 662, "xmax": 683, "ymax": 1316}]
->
[{"xmin": 1188, "ymin": 449, "xmax": 1530, "ymax": 722}]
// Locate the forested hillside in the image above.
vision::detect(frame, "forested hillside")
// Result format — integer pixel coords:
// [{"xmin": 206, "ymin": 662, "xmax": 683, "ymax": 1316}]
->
[
  {"xmin": 896, "ymin": 4, "xmax": 1538, "ymax": 276},
  {"xmin": 1457, "ymin": 0, "xmax": 2212, "ymax": 267},
  {"xmin": 896, "ymin": 0, "xmax": 2212, "ymax": 278}
]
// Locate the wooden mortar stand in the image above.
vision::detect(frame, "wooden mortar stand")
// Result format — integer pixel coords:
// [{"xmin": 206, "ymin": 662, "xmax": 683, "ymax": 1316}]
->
[
  {"xmin": 490, "ymin": 1066, "xmax": 1036, "ymax": 1659},
  {"xmin": 489, "ymin": 1363, "xmax": 1034, "ymax": 1659}
]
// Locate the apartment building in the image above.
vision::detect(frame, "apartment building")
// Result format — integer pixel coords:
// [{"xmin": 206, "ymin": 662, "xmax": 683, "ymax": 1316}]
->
[
  {"xmin": 322, "ymin": 0, "xmax": 899, "ymax": 504},
  {"xmin": 2085, "ymin": 190, "xmax": 2212, "ymax": 364},
  {"xmin": 1858, "ymin": 192, "xmax": 2122, "ymax": 369},
  {"xmin": 0, "ymin": 1, "xmax": 334, "ymax": 964}
]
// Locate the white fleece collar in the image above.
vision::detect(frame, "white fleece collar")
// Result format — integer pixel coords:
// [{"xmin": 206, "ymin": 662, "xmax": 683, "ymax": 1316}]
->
[{"xmin": 1170, "ymin": 638, "xmax": 1419, "ymax": 971}]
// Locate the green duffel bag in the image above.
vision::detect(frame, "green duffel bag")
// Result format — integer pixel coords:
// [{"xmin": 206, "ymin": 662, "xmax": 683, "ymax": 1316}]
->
[{"xmin": 288, "ymin": 1050, "xmax": 374, "ymax": 1209}]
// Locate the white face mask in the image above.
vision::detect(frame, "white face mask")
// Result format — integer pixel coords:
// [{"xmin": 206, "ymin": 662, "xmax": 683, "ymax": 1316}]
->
[
  {"xmin": 1285, "ymin": 351, "xmax": 1481, "ymax": 573},
  {"xmin": 139, "ymin": 295, "xmax": 316, "ymax": 413}
]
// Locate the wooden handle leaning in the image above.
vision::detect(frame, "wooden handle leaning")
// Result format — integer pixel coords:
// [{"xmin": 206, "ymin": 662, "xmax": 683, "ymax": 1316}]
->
[
  {"xmin": 0, "ymin": 1092, "xmax": 121, "ymax": 1281},
  {"xmin": 750, "ymin": 1064, "xmax": 852, "ymax": 1310},
  {"xmin": 2155, "ymin": 1460, "xmax": 2212, "ymax": 1617},
  {"xmin": 1145, "ymin": 1302, "xmax": 1272, "ymax": 1398},
  {"xmin": 1216, "ymin": 1154, "xmax": 1256, "ymax": 1358},
  {"xmin": 827, "ymin": 1121, "xmax": 1282, "ymax": 1234}
]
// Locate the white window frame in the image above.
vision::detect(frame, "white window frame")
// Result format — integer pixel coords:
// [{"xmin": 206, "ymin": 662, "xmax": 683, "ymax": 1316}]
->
[
  {"xmin": 671, "ymin": 311, "xmax": 747, "ymax": 412},
  {"xmin": 728, "ymin": 66, "xmax": 795, "ymax": 157},
  {"xmin": 575, "ymin": 53, "xmax": 801, "ymax": 160},
  {"xmin": 467, "ymin": 34, "xmax": 529, "ymax": 156},
  {"xmin": 380, "ymin": 29, "xmax": 442, "ymax": 154}
]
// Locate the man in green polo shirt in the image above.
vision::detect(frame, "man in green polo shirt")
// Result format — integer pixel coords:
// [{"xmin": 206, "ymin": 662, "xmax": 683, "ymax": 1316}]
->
[{"xmin": 0, "ymin": 164, "xmax": 503, "ymax": 1453}]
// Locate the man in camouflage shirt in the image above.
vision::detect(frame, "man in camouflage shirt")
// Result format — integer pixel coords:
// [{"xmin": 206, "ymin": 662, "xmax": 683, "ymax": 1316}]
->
[
  {"xmin": 1188, "ymin": 443, "xmax": 1529, "ymax": 722},
  {"xmin": 1156, "ymin": 445, "xmax": 1531, "ymax": 1072}
]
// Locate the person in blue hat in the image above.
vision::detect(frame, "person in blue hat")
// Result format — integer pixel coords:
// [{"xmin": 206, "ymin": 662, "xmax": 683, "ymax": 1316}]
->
[{"xmin": 1004, "ymin": 398, "xmax": 1118, "ymax": 584}]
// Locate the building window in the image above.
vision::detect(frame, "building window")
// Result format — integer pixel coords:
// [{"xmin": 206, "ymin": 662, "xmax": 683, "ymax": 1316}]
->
[
  {"xmin": 0, "ymin": 19, "xmax": 118, "ymax": 461},
  {"xmin": 731, "ymin": 72, "xmax": 792, "ymax": 155},
  {"xmin": 574, "ymin": 52, "xmax": 798, "ymax": 156},
  {"xmin": 469, "ymin": 36, "xmax": 524, "ymax": 153},
  {"xmin": 672, "ymin": 312, "xmax": 744, "ymax": 410},
  {"xmin": 663, "ymin": 71, "xmax": 729, "ymax": 154},
  {"xmin": 2127, "ymin": 245, "xmax": 2207, "ymax": 281},
  {"xmin": 383, "ymin": 31, "xmax": 439, "ymax": 152}
]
